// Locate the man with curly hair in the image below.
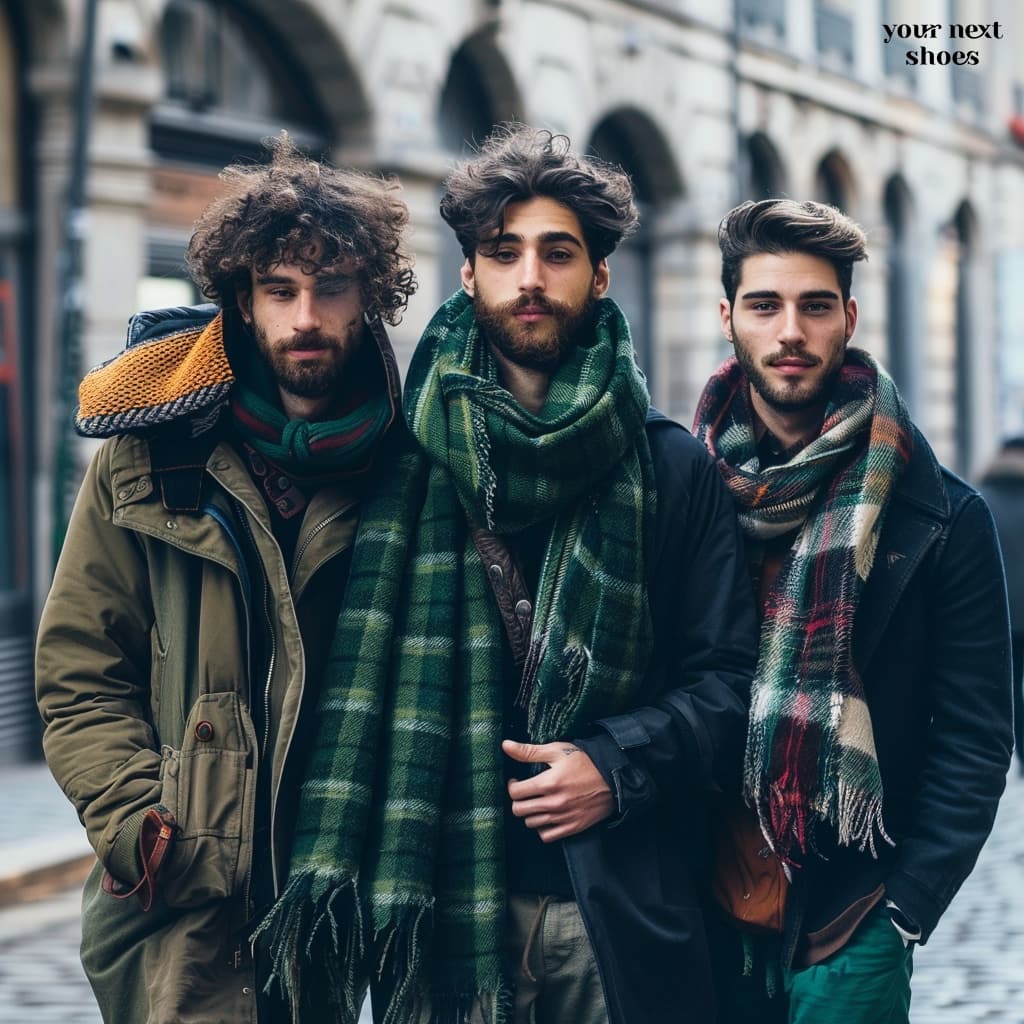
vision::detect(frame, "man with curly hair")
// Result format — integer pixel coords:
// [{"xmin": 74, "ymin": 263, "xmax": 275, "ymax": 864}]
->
[
  {"xmin": 255, "ymin": 125, "xmax": 758, "ymax": 1024},
  {"xmin": 35, "ymin": 136, "xmax": 416, "ymax": 1023}
]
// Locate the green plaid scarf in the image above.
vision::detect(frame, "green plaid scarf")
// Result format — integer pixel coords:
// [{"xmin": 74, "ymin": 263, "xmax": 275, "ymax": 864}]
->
[
  {"xmin": 256, "ymin": 291, "xmax": 655, "ymax": 1023},
  {"xmin": 692, "ymin": 349, "xmax": 912, "ymax": 865}
]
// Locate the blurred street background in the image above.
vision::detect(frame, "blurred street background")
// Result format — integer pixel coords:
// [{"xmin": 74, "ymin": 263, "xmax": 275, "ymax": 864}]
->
[{"xmin": 1, "ymin": 0, "xmax": 1023, "ymax": 1019}]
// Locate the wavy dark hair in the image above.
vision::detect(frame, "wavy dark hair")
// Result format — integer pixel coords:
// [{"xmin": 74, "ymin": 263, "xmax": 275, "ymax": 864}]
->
[
  {"xmin": 439, "ymin": 124, "xmax": 638, "ymax": 265},
  {"xmin": 186, "ymin": 135, "xmax": 416, "ymax": 324},
  {"xmin": 719, "ymin": 199, "xmax": 868, "ymax": 305}
]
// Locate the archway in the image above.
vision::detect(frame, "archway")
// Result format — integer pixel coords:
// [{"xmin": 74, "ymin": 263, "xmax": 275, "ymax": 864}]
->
[
  {"xmin": 587, "ymin": 109, "xmax": 684, "ymax": 380},
  {"xmin": 435, "ymin": 33, "xmax": 522, "ymax": 299},
  {"xmin": 142, "ymin": 0, "xmax": 340, "ymax": 309},
  {"xmin": 815, "ymin": 149, "xmax": 856, "ymax": 213},
  {"xmin": 743, "ymin": 132, "xmax": 787, "ymax": 201}
]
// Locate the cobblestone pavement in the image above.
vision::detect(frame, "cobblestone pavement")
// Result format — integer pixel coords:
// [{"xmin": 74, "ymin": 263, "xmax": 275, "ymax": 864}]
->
[
  {"xmin": 0, "ymin": 771, "xmax": 1020, "ymax": 1022},
  {"xmin": 909, "ymin": 767, "xmax": 1024, "ymax": 1024}
]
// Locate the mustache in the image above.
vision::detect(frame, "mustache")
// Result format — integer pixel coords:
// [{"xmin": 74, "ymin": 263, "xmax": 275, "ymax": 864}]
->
[
  {"xmin": 765, "ymin": 348, "xmax": 822, "ymax": 367},
  {"xmin": 281, "ymin": 331, "xmax": 340, "ymax": 352},
  {"xmin": 485, "ymin": 294, "xmax": 567, "ymax": 316}
]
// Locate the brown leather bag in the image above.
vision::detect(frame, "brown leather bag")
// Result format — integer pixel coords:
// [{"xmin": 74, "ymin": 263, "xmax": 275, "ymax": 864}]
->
[{"xmin": 711, "ymin": 797, "xmax": 788, "ymax": 934}]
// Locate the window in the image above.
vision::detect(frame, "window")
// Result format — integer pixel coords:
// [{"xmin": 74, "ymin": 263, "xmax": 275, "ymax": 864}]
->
[
  {"xmin": 737, "ymin": 0, "xmax": 786, "ymax": 42},
  {"xmin": 151, "ymin": 0, "xmax": 328, "ymax": 166},
  {"xmin": 817, "ymin": 0, "xmax": 856, "ymax": 67}
]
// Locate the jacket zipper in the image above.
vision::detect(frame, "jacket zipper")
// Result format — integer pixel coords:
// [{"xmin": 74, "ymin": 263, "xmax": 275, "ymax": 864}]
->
[
  {"xmin": 290, "ymin": 503, "xmax": 354, "ymax": 581},
  {"xmin": 229, "ymin": 495, "xmax": 352, "ymax": 897},
  {"xmin": 233, "ymin": 499, "xmax": 278, "ymax": 763}
]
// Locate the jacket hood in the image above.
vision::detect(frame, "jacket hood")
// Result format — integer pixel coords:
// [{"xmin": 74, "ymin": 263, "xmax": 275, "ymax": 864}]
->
[{"xmin": 75, "ymin": 303, "xmax": 403, "ymax": 441}]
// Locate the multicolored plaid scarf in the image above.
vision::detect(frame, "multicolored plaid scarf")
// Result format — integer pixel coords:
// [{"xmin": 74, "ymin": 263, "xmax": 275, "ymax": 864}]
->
[
  {"xmin": 256, "ymin": 291, "xmax": 656, "ymax": 1023},
  {"xmin": 231, "ymin": 335, "xmax": 393, "ymax": 478},
  {"xmin": 692, "ymin": 349, "xmax": 913, "ymax": 865}
]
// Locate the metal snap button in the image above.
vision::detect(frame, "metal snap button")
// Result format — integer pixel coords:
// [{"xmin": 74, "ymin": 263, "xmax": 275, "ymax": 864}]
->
[
  {"xmin": 195, "ymin": 720, "xmax": 215, "ymax": 742},
  {"xmin": 488, "ymin": 564, "xmax": 504, "ymax": 582},
  {"xmin": 165, "ymin": 519, "xmax": 177, "ymax": 530},
  {"xmin": 514, "ymin": 599, "xmax": 532, "ymax": 618}
]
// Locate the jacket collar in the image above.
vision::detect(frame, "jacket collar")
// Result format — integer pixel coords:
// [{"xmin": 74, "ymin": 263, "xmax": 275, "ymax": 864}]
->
[{"xmin": 891, "ymin": 426, "xmax": 950, "ymax": 521}]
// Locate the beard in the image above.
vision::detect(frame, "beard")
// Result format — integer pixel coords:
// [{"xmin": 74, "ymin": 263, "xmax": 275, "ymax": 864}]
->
[
  {"xmin": 252, "ymin": 320, "xmax": 361, "ymax": 400},
  {"xmin": 473, "ymin": 291, "xmax": 595, "ymax": 372},
  {"xmin": 732, "ymin": 329, "xmax": 846, "ymax": 413}
]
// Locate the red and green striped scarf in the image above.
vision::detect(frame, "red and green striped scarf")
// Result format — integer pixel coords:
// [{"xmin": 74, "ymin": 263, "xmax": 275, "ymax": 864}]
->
[
  {"xmin": 693, "ymin": 349, "xmax": 913, "ymax": 865},
  {"xmin": 231, "ymin": 338, "xmax": 393, "ymax": 479}
]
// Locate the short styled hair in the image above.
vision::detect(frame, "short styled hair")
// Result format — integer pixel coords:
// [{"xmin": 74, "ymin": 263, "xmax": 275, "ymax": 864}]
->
[
  {"xmin": 718, "ymin": 199, "xmax": 868, "ymax": 305},
  {"xmin": 439, "ymin": 124, "xmax": 639, "ymax": 265},
  {"xmin": 186, "ymin": 135, "xmax": 416, "ymax": 325}
]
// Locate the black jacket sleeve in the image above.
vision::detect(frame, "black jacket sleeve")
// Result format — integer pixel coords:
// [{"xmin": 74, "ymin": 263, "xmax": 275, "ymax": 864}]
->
[
  {"xmin": 575, "ymin": 418, "xmax": 758, "ymax": 819},
  {"xmin": 884, "ymin": 490, "xmax": 1013, "ymax": 941}
]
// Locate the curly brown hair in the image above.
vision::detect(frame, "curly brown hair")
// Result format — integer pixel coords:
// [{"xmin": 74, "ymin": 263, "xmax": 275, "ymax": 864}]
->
[
  {"xmin": 439, "ymin": 124, "xmax": 638, "ymax": 266},
  {"xmin": 186, "ymin": 135, "xmax": 416, "ymax": 325}
]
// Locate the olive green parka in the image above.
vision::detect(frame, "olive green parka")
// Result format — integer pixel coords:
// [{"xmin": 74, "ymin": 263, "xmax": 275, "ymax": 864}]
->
[{"xmin": 36, "ymin": 308, "xmax": 399, "ymax": 1023}]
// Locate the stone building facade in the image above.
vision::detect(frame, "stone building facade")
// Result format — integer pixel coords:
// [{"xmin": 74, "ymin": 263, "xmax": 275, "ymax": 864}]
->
[{"xmin": 1, "ymin": 0, "xmax": 1023, "ymax": 759}]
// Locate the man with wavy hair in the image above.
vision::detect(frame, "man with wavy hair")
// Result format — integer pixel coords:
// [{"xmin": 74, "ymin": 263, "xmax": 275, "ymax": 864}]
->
[
  {"xmin": 36, "ymin": 136, "xmax": 415, "ymax": 1023},
  {"xmin": 693, "ymin": 198, "xmax": 1012, "ymax": 1024},
  {"xmin": 257, "ymin": 125, "xmax": 758, "ymax": 1024}
]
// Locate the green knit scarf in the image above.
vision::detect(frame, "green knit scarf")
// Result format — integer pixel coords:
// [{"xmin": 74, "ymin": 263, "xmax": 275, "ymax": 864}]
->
[
  {"xmin": 255, "ymin": 291, "xmax": 656, "ymax": 1023},
  {"xmin": 693, "ymin": 349, "xmax": 912, "ymax": 865}
]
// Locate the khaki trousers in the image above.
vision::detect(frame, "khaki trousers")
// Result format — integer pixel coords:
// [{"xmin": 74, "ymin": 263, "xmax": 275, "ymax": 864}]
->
[{"xmin": 393, "ymin": 893, "xmax": 608, "ymax": 1024}]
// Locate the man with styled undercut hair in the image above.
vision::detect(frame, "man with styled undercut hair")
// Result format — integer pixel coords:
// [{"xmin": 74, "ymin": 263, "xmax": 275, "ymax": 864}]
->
[
  {"xmin": 694, "ymin": 198, "xmax": 1012, "ymax": 1024},
  {"xmin": 36, "ymin": 135, "xmax": 415, "ymax": 1023},
  {"xmin": 257, "ymin": 125, "xmax": 758, "ymax": 1023}
]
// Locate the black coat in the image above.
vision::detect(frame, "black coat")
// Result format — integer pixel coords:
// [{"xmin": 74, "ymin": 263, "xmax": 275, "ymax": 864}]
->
[
  {"xmin": 569, "ymin": 412, "xmax": 759, "ymax": 1024},
  {"xmin": 781, "ymin": 426, "xmax": 1013, "ymax": 964}
]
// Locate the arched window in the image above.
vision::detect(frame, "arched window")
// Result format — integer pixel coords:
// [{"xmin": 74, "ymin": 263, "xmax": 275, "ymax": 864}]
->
[
  {"xmin": 151, "ymin": 0, "xmax": 328, "ymax": 166},
  {"xmin": 588, "ymin": 112, "xmax": 683, "ymax": 382},
  {"xmin": 142, "ymin": 0, "xmax": 332, "ymax": 309},
  {"xmin": 815, "ymin": 150, "xmax": 854, "ymax": 212},
  {"xmin": 437, "ymin": 43, "xmax": 503, "ymax": 300},
  {"xmin": 743, "ymin": 133, "xmax": 787, "ymax": 201}
]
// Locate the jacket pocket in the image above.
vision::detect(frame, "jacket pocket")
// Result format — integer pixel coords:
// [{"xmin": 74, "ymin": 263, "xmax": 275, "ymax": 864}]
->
[{"xmin": 158, "ymin": 691, "xmax": 255, "ymax": 909}]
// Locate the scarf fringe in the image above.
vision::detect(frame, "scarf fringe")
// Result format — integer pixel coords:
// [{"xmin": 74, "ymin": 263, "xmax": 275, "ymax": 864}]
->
[
  {"xmin": 836, "ymin": 781, "xmax": 894, "ymax": 857},
  {"xmin": 739, "ymin": 930, "xmax": 781, "ymax": 999},
  {"xmin": 250, "ymin": 870, "xmax": 365, "ymax": 1024},
  {"xmin": 375, "ymin": 901, "xmax": 434, "ymax": 1024},
  {"xmin": 424, "ymin": 975, "xmax": 515, "ymax": 1024}
]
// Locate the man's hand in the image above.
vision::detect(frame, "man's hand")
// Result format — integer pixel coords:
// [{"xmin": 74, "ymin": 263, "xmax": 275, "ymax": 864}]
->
[{"xmin": 503, "ymin": 739, "xmax": 614, "ymax": 843}]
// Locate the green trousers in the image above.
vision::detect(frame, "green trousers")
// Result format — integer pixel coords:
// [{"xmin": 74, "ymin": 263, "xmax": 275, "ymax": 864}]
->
[{"xmin": 710, "ymin": 903, "xmax": 914, "ymax": 1024}]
